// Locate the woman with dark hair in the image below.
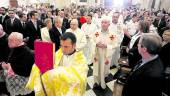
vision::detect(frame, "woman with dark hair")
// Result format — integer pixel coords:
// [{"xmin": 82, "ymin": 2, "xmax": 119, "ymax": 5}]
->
[{"xmin": 127, "ymin": 20, "xmax": 149, "ymax": 68}]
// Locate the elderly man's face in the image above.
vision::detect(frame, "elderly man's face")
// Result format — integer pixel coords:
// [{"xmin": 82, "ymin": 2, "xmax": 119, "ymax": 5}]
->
[
  {"xmin": 8, "ymin": 35, "xmax": 21, "ymax": 48},
  {"xmin": 55, "ymin": 20, "xmax": 62, "ymax": 28},
  {"xmin": 60, "ymin": 39, "xmax": 75, "ymax": 55},
  {"xmin": 101, "ymin": 20, "xmax": 110, "ymax": 31},
  {"xmin": 47, "ymin": 20, "xmax": 52, "ymax": 29},
  {"xmin": 70, "ymin": 21, "xmax": 78, "ymax": 30}
]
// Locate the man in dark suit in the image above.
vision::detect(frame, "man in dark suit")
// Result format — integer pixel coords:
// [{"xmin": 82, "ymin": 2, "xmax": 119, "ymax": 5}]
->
[
  {"xmin": 59, "ymin": 10, "xmax": 69, "ymax": 29},
  {"xmin": 46, "ymin": 11, "xmax": 54, "ymax": 24},
  {"xmin": 153, "ymin": 13, "xmax": 166, "ymax": 37},
  {"xmin": 5, "ymin": 9, "xmax": 21, "ymax": 35},
  {"xmin": 25, "ymin": 11, "xmax": 44, "ymax": 49},
  {"xmin": 1, "ymin": 32, "xmax": 35, "ymax": 96},
  {"xmin": 0, "ymin": 7, "xmax": 10, "ymax": 32},
  {"xmin": 122, "ymin": 33, "xmax": 164, "ymax": 96},
  {"xmin": 49, "ymin": 16, "xmax": 66, "ymax": 51},
  {"xmin": 18, "ymin": 13, "xmax": 27, "ymax": 37}
]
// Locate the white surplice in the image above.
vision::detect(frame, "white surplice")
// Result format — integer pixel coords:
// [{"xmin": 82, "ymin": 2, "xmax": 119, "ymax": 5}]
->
[
  {"xmin": 109, "ymin": 23, "xmax": 125, "ymax": 66},
  {"xmin": 66, "ymin": 28, "xmax": 87, "ymax": 52},
  {"xmin": 81, "ymin": 23, "xmax": 97, "ymax": 64},
  {"xmin": 93, "ymin": 29, "xmax": 118, "ymax": 89}
]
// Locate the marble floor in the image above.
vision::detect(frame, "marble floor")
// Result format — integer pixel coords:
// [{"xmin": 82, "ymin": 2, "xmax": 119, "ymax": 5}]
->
[{"xmin": 85, "ymin": 65, "xmax": 118, "ymax": 96}]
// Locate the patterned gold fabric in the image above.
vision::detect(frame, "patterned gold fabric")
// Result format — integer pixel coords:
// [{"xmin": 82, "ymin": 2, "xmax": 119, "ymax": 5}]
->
[{"xmin": 26, "ymin": 49, "xmax": 88, "ymax": 96}]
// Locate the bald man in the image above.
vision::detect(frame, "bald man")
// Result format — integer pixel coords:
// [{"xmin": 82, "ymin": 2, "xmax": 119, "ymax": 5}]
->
[
  {"xmin": 66, "ymin": 19, "xmax": 87, "ymax": 51},
  {"xmin": 1, "ymin": 32, "xmax": 34, "ymax": 96}
]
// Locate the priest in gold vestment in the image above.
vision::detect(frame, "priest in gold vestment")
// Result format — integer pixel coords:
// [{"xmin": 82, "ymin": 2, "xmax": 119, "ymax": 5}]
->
[{"xmin": 26, "ymin": 32, "xmax": 88, "ymax": 96}]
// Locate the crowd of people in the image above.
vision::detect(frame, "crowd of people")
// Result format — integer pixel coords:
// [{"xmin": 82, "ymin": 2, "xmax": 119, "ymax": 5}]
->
[{"xmin": 0, "ymin": 3, "xmax": 170, "ymax": 96}]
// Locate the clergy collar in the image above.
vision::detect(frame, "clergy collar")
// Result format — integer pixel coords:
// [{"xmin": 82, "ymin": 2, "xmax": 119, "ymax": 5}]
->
[
  {"xmin": 101, "ymin": 29, "xmax": 109, "ymax": 33},
  {"xmin": 71, "ymin": 28, "xmax": 77, "ymax": 32},
  {"xmin": 66, "ymin": 49, "xmax": 76, "ymax": 56}
]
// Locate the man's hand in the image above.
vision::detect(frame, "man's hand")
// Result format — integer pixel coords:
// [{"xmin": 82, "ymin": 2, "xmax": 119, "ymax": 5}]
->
[
  {"xmin": 2, "ymin": 62, "xmax": 10, "ymax": 70},
  {"xmin": 96, "ymin": 42, "xmax": 107, "ymax": 49},
  {"xmin": 105, "ymin": 59, "xmax": 109, "ymax": 65},
  {"xmin": 7, "ymin": 66, "xmax": 15, "ymax": 76},
  {"xmin": 2, "ymin": 62, "xmax": 15, "ymax": 76}
]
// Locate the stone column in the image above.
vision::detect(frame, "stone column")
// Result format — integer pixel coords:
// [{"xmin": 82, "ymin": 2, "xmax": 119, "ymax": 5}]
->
[
  {"xmin": 139, "ymin": 0, "xmax": 145, "ymax": 9},
  {"xmin": 87, "ymin": 0, "xmax": 95, "ymax": 6},
  {"xmin": 139, "ymin": 0, "xmax": 152, "ymax": 10},
  {"xmin": 54, "ymin": 0, "xmax": 70, "ymax": 9},
  {"xmin": 147, "ymin": 0, "xmax": 153, "ymax": 10},
  {"xmin": 154, "ymin": 0, "xmax": 161, "ymax": 10},
  {"xmin": 100, "ymin": 0, "xmax": 105, "ymax": 8},
  {"xmin": 160, "ymin": 0, "xmax": 170, "ymax": 12}
]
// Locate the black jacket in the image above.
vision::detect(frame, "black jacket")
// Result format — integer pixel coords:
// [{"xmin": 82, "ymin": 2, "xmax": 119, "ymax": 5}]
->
[
  {"xmin": 0, "ymin": 15, "xmax": 10, "ymax": 32},
  {"xmin": 62, "ymin": 18, "xmax": 69, "ymax": 29},
  {"xmin": 25, "ymin": 20, "xmax": 44, "ymax": 49},
  {"xmin": 122, "ymin": 56, "xmax": 164, "ymax": 96},
  {"xmin": 159, "ymin": 42, "xmax": 170, "ymax": 68},
  {"xmin": 5, "ymin": 18, "xmax": 21, "ymax": 35},
  {"xmin": 128, "ymin": 37, "xmax": 142, "ymax": 68},
  {"xmin": 8, "ymin": 45, "xmax": 34, "ymax": 77},
  {"xmin": 49, "ymin": 26, "xmax": 66, "ymax": 51},
  {"xmin": 153, "ymin": 19, "xmax": 166, "ymax": 36},
  {"xmin": 0, "ymin": 34, "xmax": 10, "ymax": 70}
]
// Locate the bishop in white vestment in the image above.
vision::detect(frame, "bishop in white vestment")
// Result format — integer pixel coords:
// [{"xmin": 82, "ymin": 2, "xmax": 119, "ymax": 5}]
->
[
  {"xmin": 93, "ymin": 17, "xmax": 118, "ymax": 89},
  {"xmin": 66, "ymin": 19, "xmax": 87, "ymax": 52}
]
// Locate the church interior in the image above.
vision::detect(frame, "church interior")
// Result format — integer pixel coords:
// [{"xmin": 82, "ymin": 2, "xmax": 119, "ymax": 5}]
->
[{"xmin": 0, "ymin": 0, "xmax": 170, "ymax": 96}]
